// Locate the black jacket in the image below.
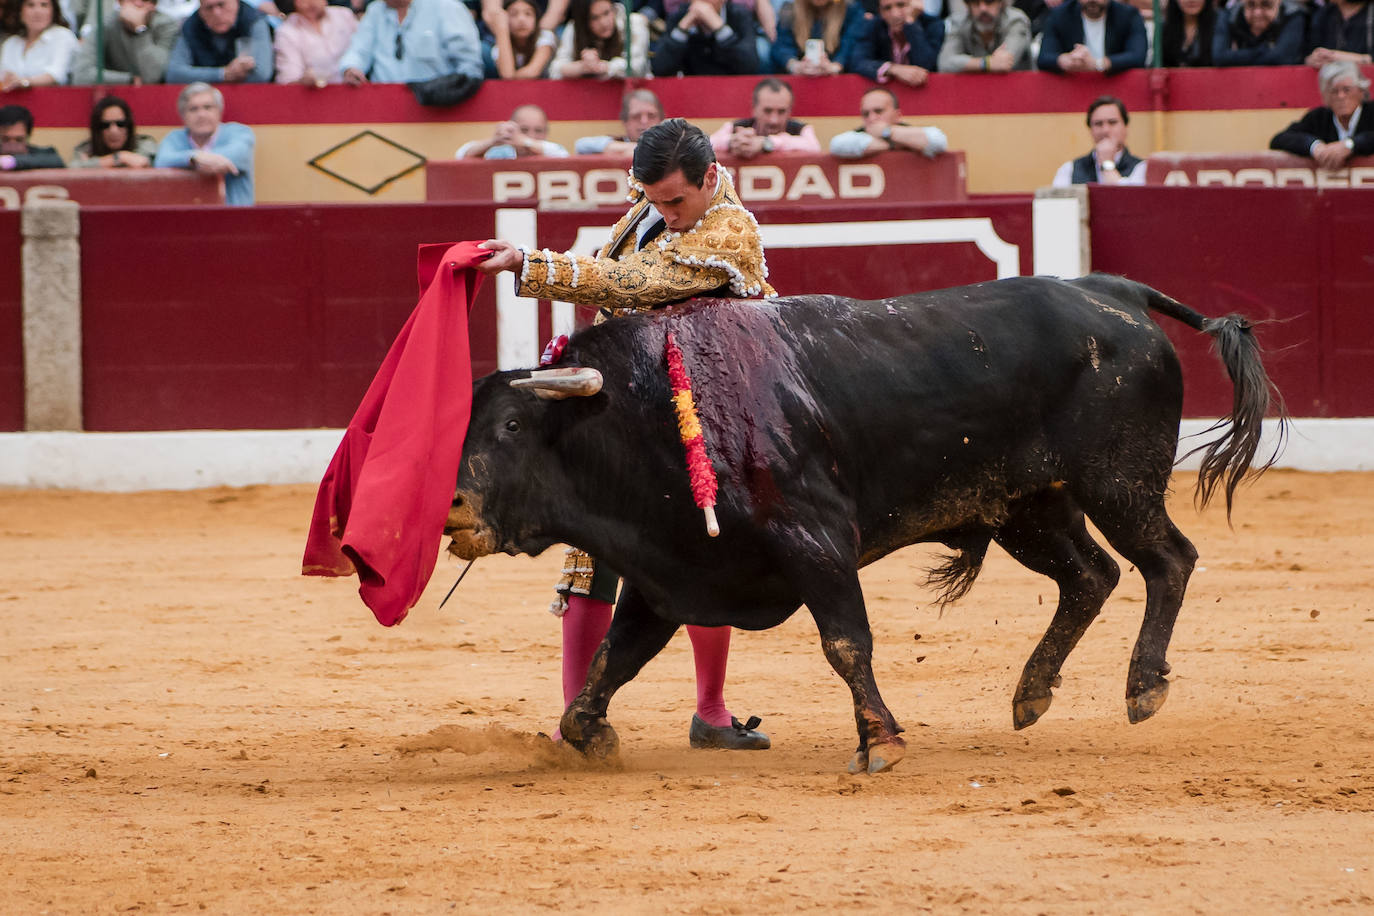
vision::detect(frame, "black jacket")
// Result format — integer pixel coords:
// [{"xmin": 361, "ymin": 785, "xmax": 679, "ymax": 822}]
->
[
  {"xmin": 1270, "ymin": 102, "xmax": 1374, "ymax": 158},
  {"xmin": 847, "ymin": 12, "xmax": 943, "ymax": 79},
  {"xmin": 5, "ymin": 144, "xmax": 65, "ymax": 170},
  {"xmin": 1036, "ymin": 0, "xmax": 1147, "ymax": 72},
  {"xmin": 651, "ymin": 2, "xmax": 759, "ymax": 76}
]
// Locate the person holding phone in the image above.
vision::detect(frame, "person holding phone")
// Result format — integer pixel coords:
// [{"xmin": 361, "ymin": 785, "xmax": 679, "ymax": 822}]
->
[{"xmin": 770, "ymin": 0, "xmax": 865, "ymax": 75}]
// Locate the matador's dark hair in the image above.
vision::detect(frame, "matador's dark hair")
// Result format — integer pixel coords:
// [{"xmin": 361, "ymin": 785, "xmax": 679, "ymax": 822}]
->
[{"xmin": 631, "ymin": 118, "xmax": 715, "ymax": 187}]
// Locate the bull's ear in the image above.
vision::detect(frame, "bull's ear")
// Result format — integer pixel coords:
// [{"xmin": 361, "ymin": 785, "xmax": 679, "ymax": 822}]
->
[{"xmin": 510, "ymin": 367, "xmax": 603, "ymax": 400}]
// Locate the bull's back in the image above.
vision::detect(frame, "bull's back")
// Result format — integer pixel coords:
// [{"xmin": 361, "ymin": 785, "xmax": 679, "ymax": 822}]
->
[{"xmin": 767, "ymin": 278, "xmax": 1184, "ymax": 549}]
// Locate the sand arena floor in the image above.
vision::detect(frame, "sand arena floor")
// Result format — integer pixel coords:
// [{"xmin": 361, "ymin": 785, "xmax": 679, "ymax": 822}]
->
[{"xmin": 2, "ymin": 469, "xmax": 1372, "ymax": 913}]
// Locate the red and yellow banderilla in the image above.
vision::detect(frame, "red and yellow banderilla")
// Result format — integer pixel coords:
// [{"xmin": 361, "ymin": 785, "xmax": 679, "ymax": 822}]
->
[{"xmin": 664, "ymin": 332, "xmax": 720, "ymax": 537}]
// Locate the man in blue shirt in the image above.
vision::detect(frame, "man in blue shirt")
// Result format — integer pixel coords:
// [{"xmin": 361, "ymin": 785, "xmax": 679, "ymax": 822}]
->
[
  {"xmin": 340, "ymin": 0, "xmax": 484, "ymax": 85},
  {"xmin": 166, "ymin": 0, "xmax": 274, "ymax": 84},
  {"xmin": 154, "ymin": 82, "xmax": 256, "ymax": 206}
]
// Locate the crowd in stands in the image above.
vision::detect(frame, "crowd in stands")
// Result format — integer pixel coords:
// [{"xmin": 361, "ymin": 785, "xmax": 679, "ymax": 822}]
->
[
  {"xmin": 0, "ymin": 0, "xmax": 1367, "ymax": 91},
  {"xmin": 0, "ymin": 0, "xmax": 1371, "ymax": 202}
]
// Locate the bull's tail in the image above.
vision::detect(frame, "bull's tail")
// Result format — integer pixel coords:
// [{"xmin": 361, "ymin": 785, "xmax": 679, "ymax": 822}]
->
[{"xmin": 1139, "ymin": 284, "xmax": 1289, "ymax": 519}]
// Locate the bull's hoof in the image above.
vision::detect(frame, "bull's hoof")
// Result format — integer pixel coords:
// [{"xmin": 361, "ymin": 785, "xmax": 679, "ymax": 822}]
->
[
  {"xmin": 847, "ymin": 749, "xmax": 869, "ymax": 775},
  {"xmin": 1126, "ymin": 678, "xmax": 1169, "ymax": 724},
  {"xmin": 560, "ymin": 712, "xmax": 620, "ymax": 759},
  {"xmin": 1012, "ymin": 693, "xmax": 1053, "ymax": 730},
  {"xmin": 865, "ymin": 737, "xmax": 906, "ymax": 774}
]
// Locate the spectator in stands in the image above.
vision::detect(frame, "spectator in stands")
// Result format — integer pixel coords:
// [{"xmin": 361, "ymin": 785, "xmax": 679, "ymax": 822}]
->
[
  {"xmin": 1158, "ymin": 0, "xmax": 1215, "ymax": 68},
  {"xmin": 1304, "ymin": 0, "xmax": 1373, "ymax": 69},
  {"xmin": 482, "ymin": 0, "xmax": 556, "ymax": 77},
  {"xmin": 341, "ymin": 0, "xmax": 483, "ymax": 85},
  {"xmin": 772, "ymin": 0, "xmax": 866, "ymax": 75},
  {"xmin": 71, "ymin": 0, "xmax": 178, "ymax": 85},
  {"xmin": 0, "ymin": 103, "xmax": 63, "ymax": 169},
  {"xmin": 550, "ymin": 0, "xmax": 649, "ymax": 78},
  {"xmin": 574, "ymin": 87, "xmax": 662, "ymax": 154},
  {"xmin": 0, "ymin": 0, "xmax": 79, "ymax": 89},
  {"xmin": 166, "ymin": 0, "xmax": 272, "ymax": 83},
  {"xmin": 273, "ymin": 0, "xmax": 358, "ymax": 85},
  {"xmin": 1212, "ymin": 0, "xmax": 1304, "ymax": 66},
  {"xmin": 938, "ymin": 0, "xmax": 1032, "ymax": 72},
  {"xmin": 849, "ymin": 0, "xmax": 942, "ymax": 86},
  {"xmin": 69, "ymin": 96, "xmax": 158, "ymax": 167},
  {"xmin": 1036, "ymin": 0, "xmax": 1147, "ymax": 73},
  {"xmin": 645, "ymin": 0, "xmax": 777, "ymax": 63},
  {"xmin": 650, "ymin": 0, "xmax": 760, "ymax": 75},
  {"xmin": 456, "ymin": 102, "xmax": 570, "ymax": 157},
  {"xmin": 1270, "ymin": 60, "xmax": 1374, "ymax": 170},
  {"xmin": 155, "ymin": 81, "xmax": 256, "ymax": 204},
  {"xmin": 830, "ymin": 86, "xmax": 947, "ymax": 158},
  {"xmin": 709, "ymin": 77, "xmax": 821, "ymax": 158},
  {"xmin": 1052, "ymin": 95, "xmax": 1145, "ymax": 185}
]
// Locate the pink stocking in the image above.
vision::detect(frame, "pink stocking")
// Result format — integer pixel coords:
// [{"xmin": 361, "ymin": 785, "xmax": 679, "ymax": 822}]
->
[
  {"xmin": 687, "ymin": 625, "xmax": 732, "ymax": 727},
  {"xmin": 554, "ymin": 596, "xmax": 614, "ymax": 740}
]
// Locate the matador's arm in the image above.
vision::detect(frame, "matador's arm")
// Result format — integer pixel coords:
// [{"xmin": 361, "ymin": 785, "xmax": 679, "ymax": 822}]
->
[{"xmin": 516, "ymin": 246, "xmax": 735, "ymax": 310}]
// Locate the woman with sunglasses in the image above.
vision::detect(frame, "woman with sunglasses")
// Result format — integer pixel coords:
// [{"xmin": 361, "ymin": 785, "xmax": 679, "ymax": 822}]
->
[{"xmin": 69, "ymin": 97, "xmax": 158, "ymax": 169}]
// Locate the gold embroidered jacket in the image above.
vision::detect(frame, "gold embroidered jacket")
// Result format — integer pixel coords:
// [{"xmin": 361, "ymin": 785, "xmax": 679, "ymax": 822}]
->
[{"xmin": 517, "ymin": 169, "xmax": 775, "ymax": 311}]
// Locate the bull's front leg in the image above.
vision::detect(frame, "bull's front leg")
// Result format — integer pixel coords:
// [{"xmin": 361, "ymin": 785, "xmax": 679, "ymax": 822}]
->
[
  {"xmin": 807, "ymin": 572, "xmax": 906, "ymax": 775},
  {"xmin": 560, "ymin": 583, "xmax": 679, "ymax": 759}
]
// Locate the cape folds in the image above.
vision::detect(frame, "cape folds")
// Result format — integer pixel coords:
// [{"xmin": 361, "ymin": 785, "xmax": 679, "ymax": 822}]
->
[{"xmin": 301, "ymin": 241, "xmax": 491, "ymax": 626}]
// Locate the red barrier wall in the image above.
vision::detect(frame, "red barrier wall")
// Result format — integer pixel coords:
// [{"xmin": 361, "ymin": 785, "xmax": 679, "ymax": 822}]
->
[
  {"xmin": 0, "ymin": 169, "xmax": 224, "ymax": 208},
  {"xmin": 78, "ymin": 204, "xmax": 499, "ymax": 431},
  {"xmin": 1089, "ymin": 186, "xmax": 1374, "ymax": 419},
  {"xmin": 0, "ymin": 209, "xmax": 21, "ymax": 431}
]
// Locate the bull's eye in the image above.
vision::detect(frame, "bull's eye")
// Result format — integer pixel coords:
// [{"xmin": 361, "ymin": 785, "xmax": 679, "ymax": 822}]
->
[{"xmin": 505, "ymin": 418, "xmax": 520, "ymax": 433}]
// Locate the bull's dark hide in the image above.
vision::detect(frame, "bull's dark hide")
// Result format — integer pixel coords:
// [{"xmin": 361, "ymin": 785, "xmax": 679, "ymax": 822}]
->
[{"xmin": 446, "ymin": 274, "xmax": 1285, "ymax": 773}]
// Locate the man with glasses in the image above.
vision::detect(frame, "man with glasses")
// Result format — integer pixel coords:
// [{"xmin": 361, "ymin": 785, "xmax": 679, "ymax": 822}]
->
[
  {"xmin": 166, "ymin": 0, "xmax": 272, "ymax": 83},
  {"xmin": 938, "ymin": 0, "xmax": 1032, "ymax": 72},
  {"xmin": 1271, "ymin": 60, "xmax": 1374, "ymax": 171},
  {"xmin": 340, "ymin": 0, "xmax": 483, "ymax": 86}
]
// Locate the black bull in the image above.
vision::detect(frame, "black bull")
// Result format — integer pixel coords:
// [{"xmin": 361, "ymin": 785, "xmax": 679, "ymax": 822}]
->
[{"xmin": 445, "ymin": 274, "xmax": 1284, "ymax": 774}]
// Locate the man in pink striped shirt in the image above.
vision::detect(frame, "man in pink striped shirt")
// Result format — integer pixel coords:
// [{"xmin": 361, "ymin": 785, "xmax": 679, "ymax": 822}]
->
[
  {"xmin": 274, "ymin": 0, "xmax": 359, "ymax": 85},
  {"xmin": 708, "ymin": 77, "xmax": 821, "ymax": 159}
]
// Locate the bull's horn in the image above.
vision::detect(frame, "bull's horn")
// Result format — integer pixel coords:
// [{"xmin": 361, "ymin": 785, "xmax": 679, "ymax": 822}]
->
[{"xmin": 509, "ymin": 367, "xmax": 603, "ymax": 399}]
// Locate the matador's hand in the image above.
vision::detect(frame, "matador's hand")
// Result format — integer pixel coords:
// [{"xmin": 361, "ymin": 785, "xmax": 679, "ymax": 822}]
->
[{"xmin": 477, "ymin": 240, "xmax": 523, "ymax": 274}]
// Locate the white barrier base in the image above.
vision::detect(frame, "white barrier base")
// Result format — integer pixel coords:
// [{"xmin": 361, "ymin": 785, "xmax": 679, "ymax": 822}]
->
[{"xmin": 0, "ymin": 419, "xmax": 1368, "ymax": 492}]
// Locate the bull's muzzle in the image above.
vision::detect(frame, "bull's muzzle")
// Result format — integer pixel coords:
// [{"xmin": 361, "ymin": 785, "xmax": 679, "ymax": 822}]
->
[
  {"xmin": 510, "ymin": 367, "xmax": 603, "ymax": 399},
  {"xmin": 445, "ymin": 490, "xmax": 497, "ymax": 560}
]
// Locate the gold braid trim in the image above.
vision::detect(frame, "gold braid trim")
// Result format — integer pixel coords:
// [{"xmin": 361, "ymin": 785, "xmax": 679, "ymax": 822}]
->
[
  {"xmin": 550, "ymin": 547, "xmax": 597, "ymax": 616},
  {"xmin": 519, "ymin": 170, "xmax": 774, "ymax": 310}
]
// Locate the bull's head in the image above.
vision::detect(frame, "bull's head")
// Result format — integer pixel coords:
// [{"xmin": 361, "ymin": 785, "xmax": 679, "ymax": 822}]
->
[{"xmin": 445, "ymin": 367, "xmax": 603, "ymax": 561}]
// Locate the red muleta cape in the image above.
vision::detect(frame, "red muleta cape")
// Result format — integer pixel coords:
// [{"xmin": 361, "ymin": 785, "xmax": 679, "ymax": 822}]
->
[{"xmin": 301, "ymin": 241, "xmax": 490, "ymax": 626}]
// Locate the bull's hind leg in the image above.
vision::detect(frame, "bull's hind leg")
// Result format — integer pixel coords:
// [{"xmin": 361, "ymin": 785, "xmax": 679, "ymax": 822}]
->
[
  {"xmin": 560, "ymin": 583, "xmax": 679, "ymax": 759},
  {"xmin": 1082, "ymin": 496, "xmax": 1198, "ymax": 724},
  {"xmin": 994, "ymin": 490, "xmax": 1121, "ymax": 729},
  {"xmin": 804, "ymin": 570, "xmax": 905, "ymax": 775}
]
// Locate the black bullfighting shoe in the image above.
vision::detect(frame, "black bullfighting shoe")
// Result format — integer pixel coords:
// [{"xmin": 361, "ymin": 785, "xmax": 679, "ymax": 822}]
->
[{"xmin": 689, "ymin": 715, "xmax": 770, "ymax": 750}]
